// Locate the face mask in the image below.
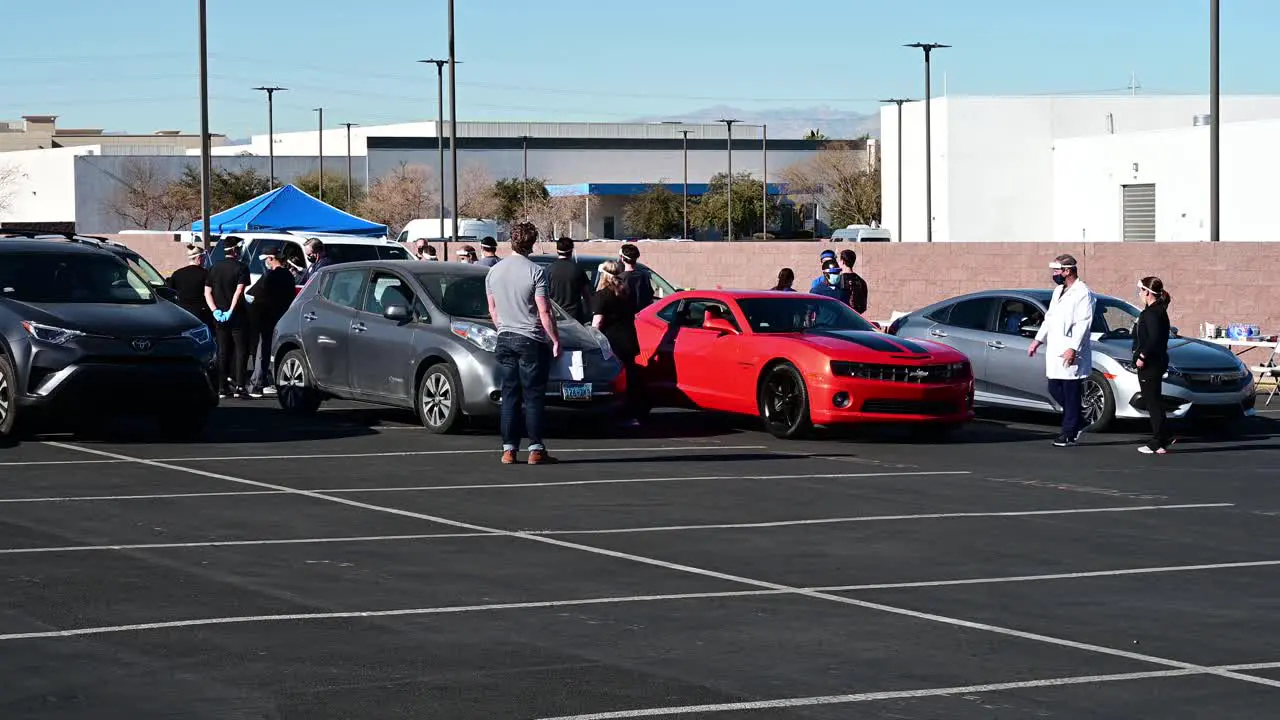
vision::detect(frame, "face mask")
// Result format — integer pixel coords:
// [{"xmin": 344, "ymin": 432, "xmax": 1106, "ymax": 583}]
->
[
  {"xmin": 826, "ymin": 273, "xmax": 840, "ymax": 285},
  {"xmin": 1052, "ymin": 273, "xmax": 1066, "ymax": 286}
]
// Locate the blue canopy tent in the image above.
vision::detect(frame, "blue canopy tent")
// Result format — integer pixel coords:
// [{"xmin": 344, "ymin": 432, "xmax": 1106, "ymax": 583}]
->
[{"xmin": 190, "ymin": 184, "xmax": 387, "ymax": 237}]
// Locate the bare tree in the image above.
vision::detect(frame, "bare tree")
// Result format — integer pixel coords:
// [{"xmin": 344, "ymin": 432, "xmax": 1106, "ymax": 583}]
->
[
  {"xmin": 780, "ymin": 143, "xmax": 880, "ymax": 228},
  {"xmin": 456, "ymin": 164, "xmax": 499, "ymax": 219},
  {"xmin": 527, "ymin": 195, "xmax": 593, "ymax": 241},
  {"xmin": 0, "ymin": 161, "xmax": 19, "ymax": 215},
  {"xmin": 357, "ymin": 163, "xmax": 438, "ymax": 237},
  {"xmin": 104, "ymin": 159, "xmax": 172, "ymax": 230}
]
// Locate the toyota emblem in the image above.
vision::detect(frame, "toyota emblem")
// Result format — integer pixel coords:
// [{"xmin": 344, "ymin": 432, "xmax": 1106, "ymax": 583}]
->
[{"xmin": 131, "ymin": 338, "xmax": 153, "ymax": 352}]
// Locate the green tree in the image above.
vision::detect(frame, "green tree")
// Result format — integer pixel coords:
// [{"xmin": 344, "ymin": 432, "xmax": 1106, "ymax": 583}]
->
[
  {"xmin": 175, "ymin": 165, "xmax": 272, "ymax": 212},
  {"xmin": 492, "ymin": 177, "xmax": 550, "ymax": 225},
  {"xmin": 623, "ymin": 184, "xmax": 683, "ymax": 238},
  {"xmin": 292, "ymin": 169, "xmax": 365, "ymax": 212},
  {"xmin": 689, "ymin": 172, "xmax": 779, "ymax": 240},
  {"xmin": 803, "ymin": 129, "xmax": 827, "ymax": 140}
]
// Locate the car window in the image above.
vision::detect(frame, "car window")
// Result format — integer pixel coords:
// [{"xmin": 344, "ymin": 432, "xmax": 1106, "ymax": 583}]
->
[
  {"xmin": 396, "ymin": 230, "xmax": 409, "ymax": 243},
  {"xmin": 1093, "ymin": 298, "xmax": 1139, "ymax": 334},
  {"xmin": 415, "ymin": 272, "xmax": 489, "ymax": 320},
  {"xmin": 325, "ymin": 244, "xmax": 381, "ymax": 265},
  {"xmin": 673, "ymin": 299, "xmax": 737, "ymax": 330},
  {"xmin": 321, "ymin": 268, "xmax": 367, "ymax": 309},
  {"xmin": 996, "ymin": 298, "xmax": 1044, "ymax": 336},
  {"xmin": 945, "ymin": 298, "xmax": 994, "ymax": 331},
  {"xmin": 123, "ymin": 253, "xmax": 166, "ymax": 286},
  {"xmin": 377, "ymin": 245, "xmax": 410, "ymax": 261},
  {"xmin": 655, "ymin": 300, "xmax": 678, "ymax": 323},
  {"xmin": 247, "ymin": 239, "xmax": 287, "ymax": 275},
  {"xmin": 363, "ymin": 271, "xmax": 415, "ymax": 315},
  {"xmin": 0, "ymin": 252, "xmax": 154, "ymax": 304}
]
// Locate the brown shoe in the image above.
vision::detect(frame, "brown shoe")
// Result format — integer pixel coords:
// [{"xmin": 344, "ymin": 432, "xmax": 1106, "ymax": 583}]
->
[
  {"xmin": 501, "ymin": 450, "xmax": 517, "ymax": 465},
  {"xmin": 527, "ymin": 449, "xmax": 558, "ymax": 465}
]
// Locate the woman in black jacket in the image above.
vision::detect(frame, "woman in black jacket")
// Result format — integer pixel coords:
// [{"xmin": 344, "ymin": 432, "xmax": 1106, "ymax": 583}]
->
[{"xmin": 1133, "ymin": 276, "xmax": 1172, "ymax": 454}]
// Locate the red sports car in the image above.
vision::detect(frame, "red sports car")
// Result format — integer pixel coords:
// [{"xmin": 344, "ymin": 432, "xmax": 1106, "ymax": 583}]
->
[{"xmin": 633, "ymin": 291, "xmax": 975, "ymax": 439}]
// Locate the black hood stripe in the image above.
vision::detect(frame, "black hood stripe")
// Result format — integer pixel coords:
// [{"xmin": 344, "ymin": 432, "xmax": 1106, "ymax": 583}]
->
[
  {"xmin": 886, "ymin": 336, "xmax": 930, "ymax": 354},
  {"xmin": 809, "ymin": 330, "xmax": 911, "ymax": 353}
]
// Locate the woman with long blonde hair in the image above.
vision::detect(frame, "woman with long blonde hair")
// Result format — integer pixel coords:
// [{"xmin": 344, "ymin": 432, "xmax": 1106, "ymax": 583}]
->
[{"xmin": 592, "ymin": 260, "xmax": 644, "ymax": 426}]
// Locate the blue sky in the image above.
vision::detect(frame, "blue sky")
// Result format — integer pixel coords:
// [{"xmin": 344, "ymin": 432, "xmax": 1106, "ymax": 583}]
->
[{"xmin": 2, "ymin": 0, "xmax": 1276, "ymax": 138}]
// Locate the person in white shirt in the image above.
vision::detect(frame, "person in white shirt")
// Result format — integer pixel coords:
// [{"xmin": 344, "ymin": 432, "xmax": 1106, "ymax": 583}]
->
[{"xmin": 1028, "ymin": 253, "xmax": 1096, "ymax": 447}]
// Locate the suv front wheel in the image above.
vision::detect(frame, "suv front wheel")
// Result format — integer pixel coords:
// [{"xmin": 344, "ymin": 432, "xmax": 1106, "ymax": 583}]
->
[{"xmin": 0, "ymin": 355, "xmax": 18, "ymax": 438}]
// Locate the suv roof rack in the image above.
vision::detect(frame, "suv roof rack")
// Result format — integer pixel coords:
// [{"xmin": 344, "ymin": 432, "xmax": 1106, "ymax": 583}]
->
[{"xmin": 0, "ymin": 228, "xmax": 127, "ymax": 250}]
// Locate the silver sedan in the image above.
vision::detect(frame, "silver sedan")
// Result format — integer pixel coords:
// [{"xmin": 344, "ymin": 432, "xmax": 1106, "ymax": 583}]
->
[
  {"xmin": 888, "ymin": 289, "xmax": 1256, "ymax": 432},
  {"xmin": 270, "ymin": 260, "xmax": 623, "ymax": 432}
]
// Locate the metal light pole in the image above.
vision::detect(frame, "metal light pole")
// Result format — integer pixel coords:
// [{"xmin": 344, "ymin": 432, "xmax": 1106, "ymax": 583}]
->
[
  {"xmin": 340, "ymin": 122, "xmax": 357, "ymax": 207},
  {"xmin": 313, "ymin": 107, "xmax": 324, "ymax": 201},
  {"xmin": 418, "ymin": 59, "xmax": 456, "ymax": 243},
  {"xmin": 761, "ymin": 123, "xmax": 768, "ymax": 238},
  {"xmin": 880, "ymin": 98, "xmax": 911, "ymax": 241},
  {"xmin": 718, "ymin": 119, "xmax": 739, "ymax": 240},
  {"xmin": 678, "ymin": 130, "xmax": 691, "ymax": 239},
  {"xmin": 1210, "ymin": 0, "xmax": 1220, "ymax": 242},
  {"xmin": 252, "ymin": 86, "xmax": 287, "ymax": 188},
  {"xmin": 905, "ymin": 42, "xmax": 949, "ymax": 242},
  {"xmin": 520, "ymin": 135, "xmax": 531, "ymax": 220},
  {"xmin": 197, "ymin": 0, "xmax": 212, "ymax": 250},
  {"xmin": 447, "ymin": 0, "xmax": 459, "ymax": 243}
]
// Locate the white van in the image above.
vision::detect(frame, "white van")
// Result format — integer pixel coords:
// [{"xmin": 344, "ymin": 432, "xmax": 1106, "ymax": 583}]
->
[
  {"xmin": 830, "ymin": 224, "xmax": 892, "ymax": 242},
  {"xmin": 398, "ymin": 218, "xmax": 498, "ymax": 244}
]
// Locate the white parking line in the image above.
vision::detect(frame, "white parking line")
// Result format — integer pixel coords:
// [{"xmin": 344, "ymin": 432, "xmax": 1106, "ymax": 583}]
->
[
  {"xmin": 535, "ymin": 503, "xmax": 1234, "ymax": 536},
  {"xmin": 532, "ymin": 663, "xmax": 1280, "ymax": 720},
  {"xmin": 4, "ymin": 558, "xmax": 1280, "ymax": 639},
  {"xmin": 38, "ymin": 441, "xmax": 1280, "ymax": 692},
  {"xmin": 0, "ymin": 444, "xmax": 769, "ymax": 467},
  {"xmin": 0, "ymin": 504, "xmax": 1238, "ymax": 556},
  {"xmin": 0, "ymin": 471, "xmax": 970, "ymax": 505}
]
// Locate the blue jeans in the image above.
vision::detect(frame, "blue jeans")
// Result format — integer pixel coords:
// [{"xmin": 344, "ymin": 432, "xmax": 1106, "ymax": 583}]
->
[
  {"xmin": 496, "ymin": 333, "xmax": 552, "ymax": 452},
  {"xmin": 1047, "ymin": 378, "xmax": 1086, "ymax": 437}
]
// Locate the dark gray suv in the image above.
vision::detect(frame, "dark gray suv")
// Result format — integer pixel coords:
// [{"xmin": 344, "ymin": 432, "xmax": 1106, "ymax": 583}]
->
[{"xmin": 0, "ymin": 235, "xmax": 218, "ymax": 439}]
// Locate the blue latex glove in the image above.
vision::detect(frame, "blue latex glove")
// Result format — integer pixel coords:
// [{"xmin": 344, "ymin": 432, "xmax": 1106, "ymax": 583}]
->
[{"xmin": 213, "ymin": 309, "xmax": 230, "ymax": 323}]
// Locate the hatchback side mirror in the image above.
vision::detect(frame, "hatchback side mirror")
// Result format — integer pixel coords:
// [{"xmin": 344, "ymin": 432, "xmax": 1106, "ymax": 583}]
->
[
  {"xmin": 703, "ymin": 316, "xmax": 740, "ymax": 335},
  {"xmin": 383, "ymin": 304, "xmax": 412, "ymax": 322},
  {"xmin": 156, "ymin": 286, "xmax": 178, "ymax": 302}
]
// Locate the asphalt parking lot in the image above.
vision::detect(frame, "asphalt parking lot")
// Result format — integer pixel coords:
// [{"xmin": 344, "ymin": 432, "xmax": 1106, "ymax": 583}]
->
[{"xmin": 3, "ymin": 403, "xmax": 1280, "ymax": 719}]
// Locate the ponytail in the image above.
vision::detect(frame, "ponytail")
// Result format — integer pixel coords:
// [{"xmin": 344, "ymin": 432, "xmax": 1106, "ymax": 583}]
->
[{"xmin": 1141, "ymin": 276, "xmax": 1171, "ymax": 307}]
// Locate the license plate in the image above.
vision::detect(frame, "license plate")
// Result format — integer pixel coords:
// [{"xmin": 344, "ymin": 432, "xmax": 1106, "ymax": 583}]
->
[{"xmin": 561, "ymin": 382, "xmax": 593, "ymax": 401}]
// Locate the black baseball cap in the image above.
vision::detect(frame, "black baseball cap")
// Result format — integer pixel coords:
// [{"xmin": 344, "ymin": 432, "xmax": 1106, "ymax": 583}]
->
[{"xmin": 556, "ymin": 237, "xmax": 574, "ymax": 255}]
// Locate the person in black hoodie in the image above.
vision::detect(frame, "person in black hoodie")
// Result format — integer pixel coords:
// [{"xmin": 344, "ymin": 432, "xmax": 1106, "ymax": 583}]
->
[
  {"xmin": 1133, "ymin": 276, "xmax": 1173, "ymax": 454},
  {"xmin": 246, "ymin": 250, "xmax": 298, "ymax": 397}
]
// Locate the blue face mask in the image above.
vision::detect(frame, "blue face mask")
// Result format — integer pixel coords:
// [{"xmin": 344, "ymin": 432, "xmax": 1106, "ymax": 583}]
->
[{"xmin": 826, "ymin": 273, "xmax": 840, "ymax": 285}]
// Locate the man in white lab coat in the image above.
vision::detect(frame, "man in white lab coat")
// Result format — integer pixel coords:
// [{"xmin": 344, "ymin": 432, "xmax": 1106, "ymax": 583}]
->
[{"xmin": 1028, "ymin": 254, "xmax": 1096, "ymax": 447}]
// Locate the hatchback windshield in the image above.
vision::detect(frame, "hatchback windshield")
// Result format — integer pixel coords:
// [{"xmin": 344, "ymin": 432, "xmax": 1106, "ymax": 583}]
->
[
  {"xmin": 415, "ymin": 273, "xmax": 489, "ymax": 320},
  {"xmin": 0, "ymin": 252, "xmax": 155, "ymax": 304},
  {"xmin": 738, "ymin": 296, "xmax": 875, "ymax": 334}
]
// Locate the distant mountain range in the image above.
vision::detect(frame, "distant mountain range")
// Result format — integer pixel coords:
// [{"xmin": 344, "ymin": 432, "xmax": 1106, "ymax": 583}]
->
[{"xmin": 634, "ymin": 105, "xmax": 881, "ymax": 139}]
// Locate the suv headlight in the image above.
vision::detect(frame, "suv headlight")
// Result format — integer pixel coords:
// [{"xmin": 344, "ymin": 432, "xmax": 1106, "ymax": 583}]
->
[
  {"xmin": 450, "ymin": 320, "xmax": 497, "ymax": 353},
  {"xmin": 21, "ymin": 321, "xmax": 83, "ymax": 345},
  {"xmin": 1116, "ymin": 359, "xmax": 1139, "ymax": 373},
  {"xmin": 182, "ymin": 325, "xmax": 212, "ymax": 345}
]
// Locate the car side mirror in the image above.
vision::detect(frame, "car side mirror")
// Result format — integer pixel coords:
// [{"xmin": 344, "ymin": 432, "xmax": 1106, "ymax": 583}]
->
[
  {"xmin": 1170, "ymin": 326, "xmax": 1179, "ymax": 336},
  {"xmin": 156, "ymin": 286, "xmax": 178, "ymax": 302},
  {"xmin": 383, "ymin": 304, "xmax": 412, "ymax": 322},
  {"xmin": 702, "ymin": 316, "xmax": 740, "ymax": 335}
]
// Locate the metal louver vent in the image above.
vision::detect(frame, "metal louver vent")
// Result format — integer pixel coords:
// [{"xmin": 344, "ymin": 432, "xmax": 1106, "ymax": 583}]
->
[{"xmin": 1122, "ymin": 184, "xmax": 1156, "ymax": 242}]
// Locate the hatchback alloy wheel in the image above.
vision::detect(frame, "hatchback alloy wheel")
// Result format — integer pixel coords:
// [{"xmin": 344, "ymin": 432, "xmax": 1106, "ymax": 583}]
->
[
  {"xmin": 421, "ymin": 372, "xmax": 452, "ymax": 428},
  {"xmin": 0, "ymin": 369, "xmax": 10, "ymax": 427},
  {"xmin": 275, "ymin": 350, "xmax": 321, "ymax": 414},
  {"xmin": 1082, "ymin": 377, "xmax": 1106, "ymax": 426}
]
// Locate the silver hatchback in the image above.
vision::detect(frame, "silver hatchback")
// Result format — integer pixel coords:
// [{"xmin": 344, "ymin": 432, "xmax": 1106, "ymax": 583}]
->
[
  {"xmin": 888, "ymin": 289, "xmax": 1256, "ymax": 432},
  {"xmin": 270, "ymin": 260, "xmax": 623, "ymax": 432}
]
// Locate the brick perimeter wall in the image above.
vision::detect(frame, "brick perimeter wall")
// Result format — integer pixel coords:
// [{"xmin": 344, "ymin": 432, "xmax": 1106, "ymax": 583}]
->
[{"xmin": 109, "ymin": 234, "xmax": 1279, "ymax": 363}]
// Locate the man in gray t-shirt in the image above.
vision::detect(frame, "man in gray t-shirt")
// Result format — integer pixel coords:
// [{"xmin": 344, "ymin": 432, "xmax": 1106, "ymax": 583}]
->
[{"xmin": 485, "ymin": 222, "xmax": 560, "ymax": 465}]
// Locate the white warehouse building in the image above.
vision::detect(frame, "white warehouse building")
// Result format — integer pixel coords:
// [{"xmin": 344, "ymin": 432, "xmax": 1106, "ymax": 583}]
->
[{"xmin": 879, "ymin": 95, "xmax": 1280, "ymax": 243}]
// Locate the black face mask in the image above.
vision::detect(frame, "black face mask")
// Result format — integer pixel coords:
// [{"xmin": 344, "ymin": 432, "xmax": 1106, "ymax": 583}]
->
[{"xmin": 1052, "ymin": 273, "xmax": 1066, "ymax": 286}]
